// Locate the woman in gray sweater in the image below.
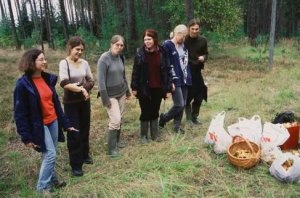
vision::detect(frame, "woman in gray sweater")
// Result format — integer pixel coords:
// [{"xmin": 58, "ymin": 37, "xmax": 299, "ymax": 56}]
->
[{"xmin": 97, "ymin": 35, "xmax": 131, "ymax": 157}]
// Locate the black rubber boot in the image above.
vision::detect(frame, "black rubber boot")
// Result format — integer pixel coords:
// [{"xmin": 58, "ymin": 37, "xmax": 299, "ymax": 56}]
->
[
  {"xmin": 140, "ymin": 121, "xmax": 149, "ymax": 144},
  {"xmin": 108, "ymin": 130, "xmax": 120, "ymax": 157},
  {"xmin": 150, "ymin": 118, "xmax": 160, "ymax": 141},
  {"xmin": 185, "ymin": 105, "xmax": 192, "ymax": 121}
]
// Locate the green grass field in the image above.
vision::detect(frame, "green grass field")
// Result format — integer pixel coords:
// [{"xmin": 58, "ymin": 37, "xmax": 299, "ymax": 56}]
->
[{"xmin": 1, "ymin": 39, "xmax": 300, "ymax": 197}]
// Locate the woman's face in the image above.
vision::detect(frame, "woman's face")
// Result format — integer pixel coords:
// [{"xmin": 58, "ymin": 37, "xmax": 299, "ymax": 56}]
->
[
  {"xmin": 144, "ymin": 35, "xmax": 155, "ymax": 49},
  {"xmin": 69, "ymin": 44, "xmax": 84, "ymax": 61},
  {"xmin": 111, "ymin": 40, "xmax": 124, "ymax": 55},
  {"xmin": 175, "ymin": 32, "xmax": 187, "ymax": 44},
  {"xmin": 35, "ymin": 53, "xmax": 47, "ymax": 72}
]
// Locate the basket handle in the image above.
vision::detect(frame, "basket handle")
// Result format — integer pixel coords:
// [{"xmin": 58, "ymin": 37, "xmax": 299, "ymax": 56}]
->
[{"xmin": 232, "ymin": 135, "xmax": 255, "ymax": 154}]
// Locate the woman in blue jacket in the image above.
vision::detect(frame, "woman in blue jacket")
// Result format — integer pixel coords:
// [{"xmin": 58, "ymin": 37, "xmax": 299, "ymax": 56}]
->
[
  {"xmin": 14, "ymin": 48, "xmax": 75, "ymax": 193},
  {"xmin": 159, "ymin": 24, "xmax": 192, "ymax": 133}
]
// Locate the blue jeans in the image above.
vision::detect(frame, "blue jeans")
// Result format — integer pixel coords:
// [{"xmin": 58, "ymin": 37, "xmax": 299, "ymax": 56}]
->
[{"xmin": 36, "ymin": 120, "xmax": 58, "ymax": 191}]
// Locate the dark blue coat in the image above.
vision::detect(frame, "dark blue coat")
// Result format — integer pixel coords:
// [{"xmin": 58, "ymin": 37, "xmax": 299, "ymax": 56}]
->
[
  {"xmin": 163, "ymin": 40, "xmax": 192, "ymax": 87},
  {"xmin": 14, "ymin": 72, "xmax": 70, "ymax": 152}
]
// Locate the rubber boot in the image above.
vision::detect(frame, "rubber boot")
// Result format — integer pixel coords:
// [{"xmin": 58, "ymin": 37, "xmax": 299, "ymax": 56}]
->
[
  {"xmin": 140, "ymin": 121, "xmax": 149, "ymax": 144},
  {"xmin": 117, "ymin": 129, "xmax": 126, "ymax": 148},
  {"xmin": 150, "ymin": 118, "xmax": 160, "ymax": 141},
  {"xmin": 107, "ymin": 129, "xmax": 120, "ymax": 157}
]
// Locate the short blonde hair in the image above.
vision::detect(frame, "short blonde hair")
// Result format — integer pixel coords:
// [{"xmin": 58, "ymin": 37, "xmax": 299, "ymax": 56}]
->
[{"xmin": 173, "ymin": 24, "xmax": 188, "ymax": 35}]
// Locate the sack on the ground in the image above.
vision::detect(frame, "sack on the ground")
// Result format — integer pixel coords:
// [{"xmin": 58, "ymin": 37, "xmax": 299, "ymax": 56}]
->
[
  {"xmin": 261, "ymin": 122, "xmax": 290, "ymax": 147},
  {"xmin": 269, "ymin": 153, "xmax": 300, "ymax": 183},
  {"xmin": 227, "ymin": 115, "xmax": 262, "ymax": 144},
  {"xmin": 272, "ymin": 111, "xmax": 295, "ymax": 124},
  {"xmin": 204, "ymin": 111, "xmax": 232, "ymax": 154}
]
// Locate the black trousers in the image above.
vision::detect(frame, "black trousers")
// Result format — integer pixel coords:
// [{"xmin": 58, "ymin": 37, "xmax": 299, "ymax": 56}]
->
[
  {"xmin": 138, "ymin": 88, "xmax": 163, "ymax": 121},
  {"xmin": 64, "ymin": 100, "xmax": 91, "ymax": 170},
  {"xmin": 186, "ymin": 68, "xmax": 206, "ymax": 119}
]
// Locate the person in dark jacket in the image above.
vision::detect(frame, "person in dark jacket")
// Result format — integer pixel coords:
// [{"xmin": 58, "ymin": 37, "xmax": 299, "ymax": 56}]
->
[
  {"xmin": 159, "ymin": 24, "xmax": 191, "ymax": 133},
  {"xmin": 131, "ymin": 29, "xmax": 173, "ymax": 144},
  {"xmin": 14, "ymin": 48, "xmax": 75, "ymax": 193},
  {"xmin": 184, "ymin": 19, "xmax": 208, "ymax": 124}
]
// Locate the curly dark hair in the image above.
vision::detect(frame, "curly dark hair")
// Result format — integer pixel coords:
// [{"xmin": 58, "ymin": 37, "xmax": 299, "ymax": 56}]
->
[{"xmin": 18, "ymin": 48, "xmax": 43, "ymax": 76}]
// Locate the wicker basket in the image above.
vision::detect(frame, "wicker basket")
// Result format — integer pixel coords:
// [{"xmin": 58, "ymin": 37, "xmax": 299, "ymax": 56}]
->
[{"xmin": 227, "ymin": 136, "xmax": 261, "ymax": 169}]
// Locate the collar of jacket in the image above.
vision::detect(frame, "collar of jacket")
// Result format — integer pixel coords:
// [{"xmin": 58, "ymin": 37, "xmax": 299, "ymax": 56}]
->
[{"xmin": 20, "ymin": 72, "xmax": 57, "ymax": 94}]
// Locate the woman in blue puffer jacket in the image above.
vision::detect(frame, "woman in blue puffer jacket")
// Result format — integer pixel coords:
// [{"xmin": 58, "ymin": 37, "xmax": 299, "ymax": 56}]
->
[{"xmin": 159, "ymin": 24, "xmax": 192, "ymax": 133}]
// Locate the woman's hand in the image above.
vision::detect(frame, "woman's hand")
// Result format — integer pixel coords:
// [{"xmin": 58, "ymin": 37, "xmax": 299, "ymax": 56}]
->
[
  {"xmin": 132, "ymin": 90, "xmax": 137, "ymax": 97},
  {"xmin": 66, "ymin": 127, "xmax": 79, "ymax": 132},
  {"xmin": 106, "ymin": 103, "xmax": 112, "ymax": 109},
  {"xmin": 198, "ymin": 56, "xmax": 205, "ymax": 62},
  {"xmin": 166, "ymin": 92, "xmax": 172, "ymax": 98},
  {"xmin": 25, "ymin": 142, "xmax": 39, "ymax": 149},
  {"xmin": 172, "ymin": 83, "xmax": 175, "ymax": 92},
  {"xmin": 81, "ymin": 87, "xmax": 90, "ymax": 100}
]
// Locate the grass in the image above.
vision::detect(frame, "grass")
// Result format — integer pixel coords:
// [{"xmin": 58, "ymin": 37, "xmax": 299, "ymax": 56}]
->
[{"xmin": 1, "ymin": 39, "xmax": 300, "ymax": 197}]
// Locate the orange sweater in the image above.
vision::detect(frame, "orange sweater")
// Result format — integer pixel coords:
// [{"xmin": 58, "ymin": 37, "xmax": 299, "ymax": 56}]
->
[{"xmin": 32, "ymin": 77, "xmax": 57, "ymax": 124}]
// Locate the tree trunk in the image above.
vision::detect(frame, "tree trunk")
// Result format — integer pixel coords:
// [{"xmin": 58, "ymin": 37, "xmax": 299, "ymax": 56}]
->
[
  {"xmin": 7, "ymin": 0, "xmax": 21, "ymax": 49},
  {"xmin": 127, "ymin": 0, "xmax": 138, "ymax": 55},
  {"xmin": 114, "ymin": 0, "xmax": 126, "ymax": 36},
  {"xmin": 43, "ymin": 0, "xmax": 54, "ymax": 49},
  {"xmin": 248, "ymin": 0, "xmax": 258, "ymax": 46},
  {"xmin": 0, "ymin": 0, "xmax": 6, "ymax": 19},
  {"xmin": 80, "ymin": 0, "xmax": 86, "ymax": 28},
  {"xmin": 28, "ymin": 0, "xmax": 38, "ymax": 30},
  {"xmin": 59, "ymin": 0, "xmax": 69, "ymax": 44},
  {"xmin": 185, "ymin": 0, "xmax": 194, "ymax": 22},
  {"xmin": 144, "ymin": 0, "xmax": 153, "ymax": 18},
  {"xmin": 15, "ymin": 0, "xmax": 26, "ymax": 40},
  {"xmin": 269, "ymin": 0, "xmax": 277, "ymax": 70},
  {"xmin": 87, "ymin": 0, "xmax": 93, "ymax": 33},
  {"xmin": 92, "ymin": 0, "xmax": 101, "ymax": 37},
  {"xmin": 39, "ymin": 0, "xmax": 44, "ymax": 50}
]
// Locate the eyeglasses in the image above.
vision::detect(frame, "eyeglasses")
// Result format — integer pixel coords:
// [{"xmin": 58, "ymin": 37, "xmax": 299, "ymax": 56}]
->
[{"xmin": 114, "ymin": 43, "xmax": 124, "ymax": 48}]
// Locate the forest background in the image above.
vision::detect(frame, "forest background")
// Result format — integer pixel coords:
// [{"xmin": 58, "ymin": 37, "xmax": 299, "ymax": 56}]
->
[
  {"xmin": 1, "ymin": 0, "xmax": 300, "ymax": 197},
  {"xmin": 0, "ymin": 0, "xmax": 299, "ymax": 54}
]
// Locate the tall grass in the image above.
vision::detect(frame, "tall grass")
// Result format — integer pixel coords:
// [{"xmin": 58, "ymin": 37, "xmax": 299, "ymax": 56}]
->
[{"xmin": 1, "ymin": 39, "xmax": 300, "ymax": 197}]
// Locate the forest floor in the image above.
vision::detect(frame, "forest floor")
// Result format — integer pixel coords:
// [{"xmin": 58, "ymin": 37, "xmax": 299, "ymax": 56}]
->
[{"xmin": 1, "ymin": 39, "xmax": 300, "ymax": 197}]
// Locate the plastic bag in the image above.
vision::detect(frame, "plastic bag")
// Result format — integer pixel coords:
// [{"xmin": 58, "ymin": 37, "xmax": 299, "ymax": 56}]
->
[
  {"xmin": 261, "ymin": 122, "xmax": 290, "ymax": 147},
  {"xmin": 260, "ymin": 145, "xmax": 282, "ymax": 164},
  {"xmin": 227, "ymin": 115, "xmax": 262, "ymax": 144},
  {"xmin": 269, "ymin": 153, "xmax": 300, "ymax": 183},
  {"xmin": 204, "ymin": 111, "xmax": 232, "ymax": 154}
]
